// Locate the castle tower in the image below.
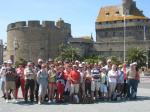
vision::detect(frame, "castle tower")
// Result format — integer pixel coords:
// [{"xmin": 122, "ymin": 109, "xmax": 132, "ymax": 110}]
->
[
  {"xmin": 122, "ymin": 0, "xmax": 133, "ymax": 15},
  {"xmin": 7, "ymin": 20, "xmax": 72, "ymax": 63}
]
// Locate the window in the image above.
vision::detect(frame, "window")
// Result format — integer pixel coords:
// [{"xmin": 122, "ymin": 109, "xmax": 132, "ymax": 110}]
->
[
  {"xmin": 106, "ymin": 21, "xmax": 109, "ymax": 24},
  {"xmin": 105, "ymin": 32, "xmax": 108, "ymax": 37},
  {"xmin": 116, "ymin": 11, "xmax": 119, "ymax": 14},
  {"xmin": 106, "ymin": 12, "xmax": 110, "ymax": 16},
  {"xmin": 113, "ymin": 32, "xmax": 116, "ymax": 36}
]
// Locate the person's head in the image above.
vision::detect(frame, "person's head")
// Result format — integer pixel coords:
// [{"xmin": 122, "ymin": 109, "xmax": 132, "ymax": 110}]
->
[
  {"xmin": 27, "ymin": 62, "xmax": 33, "ymax": 68},
  {"xmin": 38, "ymin": 59, "xmax": 43, "ymax": 65},
  {"xmin": 94, "ymin": 63, "xmax": 98, "ymax": 68},
  {"xmin": 78, "ymin": 64, "xmax": 83, "ymax": 71},
  {"xmin": 73, "ymin": 65, "xmax": 78, "ymax": 71},
  {"xmin": 41, "ymin": 63, "xmax": 47, "ymax": 69},
  {"xmin": 107, "ymin": 59, "xmax": 112, "ymax": 65},
  {"xmin": 7, "ymin": 60, "xmax": 13, "ymax": 67},
  {"xmin": 130, "ymin": 62, "xmax": 137, "ymax": 70},
  {"xmin": 3, "ymin": 61, "xmax": 7, "ymax": 66},
  {"xmin": 101, "ymin": 67, "xmax": 106, "ymax": 73},
  {"xmin": 98, "ymin": 61, "xmax": 103, "ymax": 67},
  {"xmin": 18, "ymin": 64, "xmax": 24, "ymax": 68},
  {"xmin": 65, "ymin": 63, "xmax": 72, "ymax": 71},
  {"xmin": 48, "ymin": 58, "xmax": 53, "ymax": 64},
  {"xmin": 112, "ymin": 64, "xmax": 117, "ymax": 71},
  {"xmin": 75, "ymin": 60, "xmax": 80, "ymax": 66},
  {"xmin": 118, "ymin": 64, "xmax": 123, "ymax": 70},
  {"xmin": 58, "ymin": 65, "xmax": 64, "ymax": 72},
  {"xmin": 57, "ymin": 61, "xmax": 63, "ymax": 66}
]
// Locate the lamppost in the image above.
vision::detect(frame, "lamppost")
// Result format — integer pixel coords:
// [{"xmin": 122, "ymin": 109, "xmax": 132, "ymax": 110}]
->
[
  {"xmin": 123, "ymin": 14, "xmax": 126, "ymax": 63},
  {"xmin": 13, "ymin": 37, "xmax": 17, "ymax": 64},
  {"xmin": 13, "ymin": 37, "xmax": 18, "ymax": 64},
  {"xmin": 144, "ymin": 24, "xmax": 149, "ymax": 69}
]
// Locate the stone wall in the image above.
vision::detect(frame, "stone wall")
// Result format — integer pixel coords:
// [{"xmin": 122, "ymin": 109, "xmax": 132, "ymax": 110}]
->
[{"xmin": 93, "ymin": 40, "xmax": 150, "ymax": 61}]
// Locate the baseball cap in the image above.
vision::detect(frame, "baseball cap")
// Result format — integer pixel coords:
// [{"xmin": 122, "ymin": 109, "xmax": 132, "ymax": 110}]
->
[
  {"xmin": 7, "ymin": 60, "xmax": 12, "ymax": 64},
  {"xmin": 79, "ymin": 64, "xmax": 83, "ymax": 68},
  {"xmin": 38, "ymin": 59, "xmax": 43, "ymax": 63}
]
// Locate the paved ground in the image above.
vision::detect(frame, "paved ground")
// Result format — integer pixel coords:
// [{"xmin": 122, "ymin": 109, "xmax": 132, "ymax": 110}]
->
[{"xmin": 0, "ymin": 76, "xmax": 150, "ymax": 112}]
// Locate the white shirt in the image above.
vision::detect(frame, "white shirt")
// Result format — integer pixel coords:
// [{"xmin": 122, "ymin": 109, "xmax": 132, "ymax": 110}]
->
[
  {"xmin": 0, "ymin": 66, "xmax": 6, "ymax": 81},
  {"xmin": 79, "ymin": 70, "xmax": 85, "ymax": 83},
  {"xmin": 108, "ymin": 70, "xmax": 117, "ymax": 83}
]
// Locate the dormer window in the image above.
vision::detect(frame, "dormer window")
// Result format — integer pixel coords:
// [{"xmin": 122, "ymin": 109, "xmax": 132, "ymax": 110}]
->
[
  {"xmin": 116, "ymin": 11, "xmax": 119, "ymax": 14},
  {"xmin": 106, "ymin": 12, "xmax": 110, "ymax": 16}
]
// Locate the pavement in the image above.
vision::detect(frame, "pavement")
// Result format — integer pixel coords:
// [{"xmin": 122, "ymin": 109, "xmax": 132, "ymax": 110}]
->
[{"xmin": 0, "ymin": 76, "xmax": 150, "ymax": 112}]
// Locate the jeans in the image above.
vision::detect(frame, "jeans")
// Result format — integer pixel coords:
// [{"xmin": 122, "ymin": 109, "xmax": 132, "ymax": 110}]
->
[{"xmin": 127, "ymin": 79, "xmax": 138, "ymax": 99}]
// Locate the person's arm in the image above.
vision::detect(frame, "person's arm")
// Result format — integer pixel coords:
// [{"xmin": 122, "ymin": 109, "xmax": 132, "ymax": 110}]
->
[{"xmin": 0, "ymin": 68, "xmax": 3, "ymax": 77}]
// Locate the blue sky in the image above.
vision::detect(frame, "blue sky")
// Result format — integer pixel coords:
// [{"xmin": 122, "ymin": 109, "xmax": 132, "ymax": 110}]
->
[{"xmin": 0, "ymin": 0, "xmax": 149, "ymax": 43}]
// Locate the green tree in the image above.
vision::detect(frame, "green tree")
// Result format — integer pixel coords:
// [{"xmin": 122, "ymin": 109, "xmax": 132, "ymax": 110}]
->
[
  {"xmin": 15, "ymin": 58, "xmax": 27, "ymax": 67},
  {"xmin": 127, "ymin": 48, "xmax": 147, "ymax": 68},
  {"xmin": 107, "ymin": 56, "xmax": 121, "ymax": 65},
  {"xmin": 83, "ymin": 55, "xmax": 106, "ymax": 64},
  {"xmin": 55, "ymin": 44, "xmax": 81, "ymax": 61}
]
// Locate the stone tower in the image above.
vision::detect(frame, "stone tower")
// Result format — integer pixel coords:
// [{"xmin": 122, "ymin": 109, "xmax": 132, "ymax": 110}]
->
[
  {"xmin": 7, "ymin": 20, "xmax": 71, "ymax": 63},
  {"xmin": 122, "ymin": 0, "xmax": 133, "ymax": 15}
]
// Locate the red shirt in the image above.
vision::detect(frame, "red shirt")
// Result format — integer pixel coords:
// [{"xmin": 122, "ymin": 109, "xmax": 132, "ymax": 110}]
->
[
  {"xmin": 64, "ymin": 70, "xmax": 70, "ymax": 80},
  {"xmin": 70, "ymin": 70, "xmax": 80, "ymax": 84}
]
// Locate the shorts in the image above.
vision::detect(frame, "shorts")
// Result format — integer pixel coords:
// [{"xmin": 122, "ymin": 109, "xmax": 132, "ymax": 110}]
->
[
  {"xmin": 91, "ymin": 80, "xmax": 100, "ymax": 91},
  {"xmin": 100, "ymin": 84, "xmax": 107, "ymax": 93},
  {"xmin": 49, "ymin": 82, "xmax": 56, "ymax": 91},
  {"xmin": 70, "ymin": 84, "xmax": 79, "ymax": 94},
  {"xmin": 5, "ymin": 81, "xmax": 15, "ymax": 91},
  {"xmin": 38, "ymin": 83, "xmax": 48, "ymax": 96}
]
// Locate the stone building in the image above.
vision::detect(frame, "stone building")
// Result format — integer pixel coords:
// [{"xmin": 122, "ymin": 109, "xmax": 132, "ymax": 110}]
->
[
  {"xmin": 68, "ymin": 36, "xmax": 93, "ymax": 57},
  {"xmin": 7, "ymin": 19, "xmax": 71, "ymax": 63},
  {"xmin": 94, "ymin": 0, "xmax": 150, "ymax": 60},
  {"xmin": 0, "ymin": 39, "xmax": 3, "ymax": 64}
]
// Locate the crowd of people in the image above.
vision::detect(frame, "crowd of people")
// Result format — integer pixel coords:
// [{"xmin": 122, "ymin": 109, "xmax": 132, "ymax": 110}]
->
[{"xmin": 0, "ymin": 58, "xmax": 140, "ymax": 104}]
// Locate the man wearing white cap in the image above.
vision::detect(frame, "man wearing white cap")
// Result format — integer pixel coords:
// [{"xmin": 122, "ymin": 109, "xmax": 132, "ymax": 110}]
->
[
  {"xmin": 78, "ymin": 64, "xmax": 86, "ymax": 98},
  {"xmin": 24, "ymin": 62, "xmax": 36, "ymax": 102}
]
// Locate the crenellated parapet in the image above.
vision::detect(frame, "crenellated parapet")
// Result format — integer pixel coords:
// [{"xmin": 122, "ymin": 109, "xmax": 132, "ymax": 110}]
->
[{"xmin": 7, "ymin": 20, "xmax": 71, "ymax": 33}]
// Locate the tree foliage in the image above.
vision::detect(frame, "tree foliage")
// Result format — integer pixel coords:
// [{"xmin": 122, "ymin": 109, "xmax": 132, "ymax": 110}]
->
[
  {"xmin": 83, "ymin": 55, "xmax": 106, "ymax": 64},
  {"xmin": 127, "ymin": 48, "xmax": 147, "ymax": 68},
  {"xmin": 55, "ymin": 44, "xmax": 81, "ymax": 61},
  {"xmin": 15, "ymin": 58, "xmax": 27, "ymax": 67}
]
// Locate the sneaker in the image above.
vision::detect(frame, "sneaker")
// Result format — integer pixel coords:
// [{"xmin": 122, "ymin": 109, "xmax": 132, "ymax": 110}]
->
[
  {"xmin": 6, "ymin": 99, "xmax": 9, "ymax": 103},
  {"xmin": 48, "ymin": 100, "xmax": 52, "ymax": 103},
  {"xmin": 12, "ymin": 99, "xmax": 18, "ymax": 103},
  {"xmin": 38, "ymin": 102, "xmax": 41, "ymax": 105}
]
